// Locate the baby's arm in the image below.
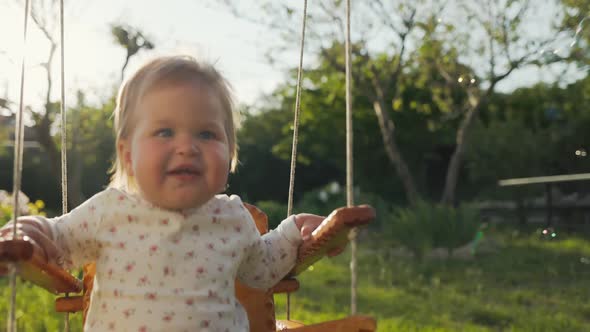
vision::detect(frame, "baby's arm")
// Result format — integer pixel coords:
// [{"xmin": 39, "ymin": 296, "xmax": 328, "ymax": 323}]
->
[
  {"xmin": 237, "ymin": 212, "xmax": 326, "ymax": 289},
  {"xmin": 237, "ymin": 214, "xmax": 302, "ymax": 289},
  {"xmin": 47, "ymin": 190, "xmax": 114, "ymax": 268},
  {"xmin": 0, "ymin": 189, "xmax": 112, "ymax": 270}
]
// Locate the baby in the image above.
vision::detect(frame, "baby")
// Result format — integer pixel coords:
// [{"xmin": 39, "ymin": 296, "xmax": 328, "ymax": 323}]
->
[{"xmin": 1, "ymin": 55, "xmax": 330, "ymax": 331}]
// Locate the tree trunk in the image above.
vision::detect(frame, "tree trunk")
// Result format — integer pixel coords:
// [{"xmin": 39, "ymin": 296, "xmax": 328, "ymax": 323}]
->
[
  {"xmin": 367, "ymin": 62, "xmax": 420, "ymax": 205},
  {"xmin": 372, "ymin": 99, "xmax": 420, "ymax": 205},
  {"xmin": 440, "ymin": 92, "xmax": 484, "ymax": 205},
  {"xmin": 439, "ymin": 49, "xmax": 528, "ymax": 205}
]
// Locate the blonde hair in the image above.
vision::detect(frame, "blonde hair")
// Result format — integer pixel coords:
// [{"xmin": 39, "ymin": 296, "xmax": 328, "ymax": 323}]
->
[{"xmin": 109, "ymin": 55, "xmax": 238, "ymax": 190}]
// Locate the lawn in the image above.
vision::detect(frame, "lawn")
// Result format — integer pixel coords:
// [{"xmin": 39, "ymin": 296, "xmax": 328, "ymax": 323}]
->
[
  {"xmin": 275, "ymin": 229, "xmax": 590, "ymax": 331},
  {"xmin": 1, "ymin": 229, "xmax": 589, "ymax": 331}
]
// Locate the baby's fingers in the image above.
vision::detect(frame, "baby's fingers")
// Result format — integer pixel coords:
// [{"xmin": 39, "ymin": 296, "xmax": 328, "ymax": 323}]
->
[
  {"xmin": 297, "ymin": 214, "xmax": 326, "ymax": 240},
  {"xmin": 0, "ymin": 224, "xmax": 62, "ymax": 266},
  {"xmin": 20, "ymin": 224, "xmax": 63, "ymax": 265},
  {"xmin": 0, "ymin": 228, "xmax": 34, "ymax": 275}
]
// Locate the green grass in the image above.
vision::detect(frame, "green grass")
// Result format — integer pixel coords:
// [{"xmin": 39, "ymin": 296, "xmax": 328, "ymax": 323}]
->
[
  {"xmin": 0, "ymin": 281, "xmax": 83, "ymax": 331},
  {"xmin": 1, "ymin": 230, "xmax": 589, "ymax": 331},
  {"xmin": 275, "ymin": 230, "xmax": 590, "ymax": 331}
]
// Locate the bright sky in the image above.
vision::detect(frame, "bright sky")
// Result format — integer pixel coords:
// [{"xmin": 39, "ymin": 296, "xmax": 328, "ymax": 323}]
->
[
  {"xmin": 0, "ymin": 0, "xmax": 296, "ymax": 113},
  {"xmin": 0, "ymin": 0, "xmax": 580, "ymax": 116}
]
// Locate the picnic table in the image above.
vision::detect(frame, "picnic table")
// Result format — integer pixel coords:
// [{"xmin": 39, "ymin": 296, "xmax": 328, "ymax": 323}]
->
[{"xmin": 498, "ymin": 173, "xmax": 590, "ymax": 227}]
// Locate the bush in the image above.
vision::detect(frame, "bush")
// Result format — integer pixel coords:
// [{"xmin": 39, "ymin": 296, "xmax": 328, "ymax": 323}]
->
[
  {"xmin": 386, "ymin": 201, "xmax": 481, "ymax": 259},
  {"xmin": 0, "ymin": 190, "xmax": 46, "ymax": 226},
  {"xmin": 0, "ymin": 280, "xmax": 83, "ymax": 331}
]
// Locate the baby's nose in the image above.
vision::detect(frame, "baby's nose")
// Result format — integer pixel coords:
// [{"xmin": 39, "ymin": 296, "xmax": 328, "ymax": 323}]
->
[{"xmin": 177, "ymin": 136, "xmax": 199, "ymax": 155}]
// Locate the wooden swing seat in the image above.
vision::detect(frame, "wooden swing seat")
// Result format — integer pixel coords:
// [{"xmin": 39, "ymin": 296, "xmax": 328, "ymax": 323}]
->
[{"xmin": 0, "ymin": 204, "xmax": 376, "ymax": 332}]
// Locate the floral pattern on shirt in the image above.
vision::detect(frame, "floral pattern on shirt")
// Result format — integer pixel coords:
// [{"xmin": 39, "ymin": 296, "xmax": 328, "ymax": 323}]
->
[{"xmin": 49, "ymin": 188, "xmax": 301, "ymax": 332}]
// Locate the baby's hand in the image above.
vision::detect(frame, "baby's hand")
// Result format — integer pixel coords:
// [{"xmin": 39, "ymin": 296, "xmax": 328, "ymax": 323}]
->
[
  {"xmin": 0, "ymin": 217, "xmax": 63, "ymax": 270},
  {"xmin": 294, "ymin": 213, "xmax": 346, "ymax": 257}
]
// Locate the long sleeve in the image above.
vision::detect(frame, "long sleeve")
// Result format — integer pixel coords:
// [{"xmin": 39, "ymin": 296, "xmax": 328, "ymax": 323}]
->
[
  {"xmin": 48, "ymin": 189, "xmax": 112, "ymax": 269},
  {"xmin": 237, "ymin": 214, "xmax": 302, "ymax": 289}
]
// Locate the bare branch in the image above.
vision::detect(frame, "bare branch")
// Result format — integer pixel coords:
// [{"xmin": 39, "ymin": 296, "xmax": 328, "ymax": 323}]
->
[
  {"xmin": 367, "ymin": 0, "xmax": 406, "ymax": 39},
  {"xmin": 317, "ymin": 1, "xmax": 345, "ymax": 38},
  {"xmin": 30, "ymin": 1, "xmax": 56, "ymax": 45},
  {"xmin": 388, "ymin": 7, "xmax": 417, "ymax": 90}
]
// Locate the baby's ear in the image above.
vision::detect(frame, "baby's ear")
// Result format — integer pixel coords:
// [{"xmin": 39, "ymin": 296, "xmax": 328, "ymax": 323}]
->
[{"xmin": 118, "ymin": 139, "xmax": 134, "ymax": 176}]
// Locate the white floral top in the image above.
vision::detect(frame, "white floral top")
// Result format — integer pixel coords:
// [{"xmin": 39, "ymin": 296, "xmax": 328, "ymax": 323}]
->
[{"xmin": 48, "ymin": 188, "xmax": 301, "ymax": 332}]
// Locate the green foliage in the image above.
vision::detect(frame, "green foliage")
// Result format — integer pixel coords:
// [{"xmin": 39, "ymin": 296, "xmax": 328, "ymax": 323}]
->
[
  {"xmin": 292, "ymin": 182, "xmax": 390, "ymax": 230},
  {"xmin": 0, "ymin": 204, "xmax": 11, "ymax": 225},
  {"xmin": 229, "ymin": 108, "xmax": 294, "ymax": 204},
  {"xmin": 66, "ymin": 93, "xmax": 116, "ymax": 198},
  {"xmin": 253, "ymin": 182, "xmax": 390, "ymax": 230},
  {"xmin": 0, "ymin": 280, "xmax": 83, "ymax": 331},
  {"xmin": 386, "ymin": 201, "xmax": 481, "ymax": 259},
  {"xmin": 111, "ymin": 25, "xmax": 155, "ymax": 53},
  {"xmin": 234, "ymin": 38, "xmax": 473, "ymax": 204},
  {"xmin": 0, "ymin": 197, "xmax": 46, "ymax": 226},
  {"xmin": 559, "ymin": 0, "xmax": 590, "ymax": 65},
  {"xmin": 467, "ymin": 306, "xmax": 514, "ymax": 328},
  {"xmin": 439, "ymin": 205, "xmax": 481, "ymax": 253},
  {"xmin": 464, "ymin": 119, "xmax": 554, "ymax": 198},
  {"xmin": 463, "ymin": 77, "xmax": 590, "ymax": 201},
  {"xmin": 0, "ymin": 120, "xmax": 8, "ymax": 158},
  {"xmin": 388, "ymin": 201, "xmax": 437, "ymax": 259},
  {"xmin": 1, "ymin": 92, "xmax": 117, "ymax": 212},
  {"xmin": 4, "ymin": 2, "xmax": 587, "ymax": 209}
]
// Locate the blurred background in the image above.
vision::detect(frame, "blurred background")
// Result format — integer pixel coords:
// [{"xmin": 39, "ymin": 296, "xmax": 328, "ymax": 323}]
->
[{"xmin": 1, "ymin": 0, "xmax": 589, "ymax": 331}]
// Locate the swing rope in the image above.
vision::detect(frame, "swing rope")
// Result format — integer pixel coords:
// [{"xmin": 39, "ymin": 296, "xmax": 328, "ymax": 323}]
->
[
  {"xmin": 285, "ymin": 0, "xmax": 308, "ymax": 321},
  {"xmin": 8, "ymin": 1, "xmax": 70, "ymax": 331},
  {"xmin": 8, "ymin": 0, "xmax": 32, "ymax": 331},
  {"xmin": 285, "ymin": 0, "xmax": 359, "ymax": 320},
  {"xmin": 59, "ymin": 0, "xmax": 70, "ymax": 331},
  {"xmin": 286, "ymin": 0, "xmax": 308, "ymax": 218},
  {"xmin": 60, "ymin": 0, "xmax": 68, "ymax": 218},
  {"xmin": 344, "ymin": 0, "xmax": 359, "ymax": 316}
]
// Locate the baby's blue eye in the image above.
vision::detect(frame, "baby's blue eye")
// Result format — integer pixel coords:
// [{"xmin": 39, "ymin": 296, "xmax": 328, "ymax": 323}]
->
[
  {"xmin": 155, "ymin": 128, "xmax": 173, "ymax": 137},
  {"xmin": 198, "ymin": 131, "xmax": 216, "ymax": 140}
]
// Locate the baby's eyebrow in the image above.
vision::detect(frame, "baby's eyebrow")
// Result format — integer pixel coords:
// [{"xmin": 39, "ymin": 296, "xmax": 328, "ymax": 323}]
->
[
  {"xmin": 153, "ymin": 119, "xmax": 173, "ymax": 126},
  {"xmin": 149, "ymin": 118, "xmax": 224, "ymax": 130},
  {"xmin": 196, "ymin": 121, "xmax": 224, "ymax": 129}
]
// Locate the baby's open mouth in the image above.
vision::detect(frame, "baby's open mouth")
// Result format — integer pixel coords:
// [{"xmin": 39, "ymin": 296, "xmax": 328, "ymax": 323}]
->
[{"xmin": 167, "ymin": 166, "xmax": 201, "ymax": 176}]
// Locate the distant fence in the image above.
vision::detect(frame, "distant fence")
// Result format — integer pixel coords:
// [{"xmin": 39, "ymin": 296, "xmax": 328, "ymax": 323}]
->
[{"xmin": 478, "ymin": 173, "xmax": 590, "ymax": 230}]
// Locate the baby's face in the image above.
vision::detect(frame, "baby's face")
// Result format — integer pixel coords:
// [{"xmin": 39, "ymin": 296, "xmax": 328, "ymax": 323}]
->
[{"xmin": 120, "ymin": 81, "xmax": 230, "ymax": 210}]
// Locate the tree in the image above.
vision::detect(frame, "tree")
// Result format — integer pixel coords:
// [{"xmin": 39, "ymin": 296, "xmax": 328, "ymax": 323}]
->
[
  {"xmin": 19, "ymin": 0, "xmax": 86, "ymax": 207},
  {"xmin": 1, "ymin": 1, "xmax": 153, "ymax": 208},
  {"xmin": 217, "ymin": 0, "xmax": 441, "ymax": 204},
  {"xmin": 232, "ymin": 41, "xmax": 461, "ymax": 204},
  {"xmin": 111, "ymin": 24, "xmax": 155, "ymax": 82},
  {"xmin": 218, "ymin": 0, "xmax": 566, "ymax": 206}
]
